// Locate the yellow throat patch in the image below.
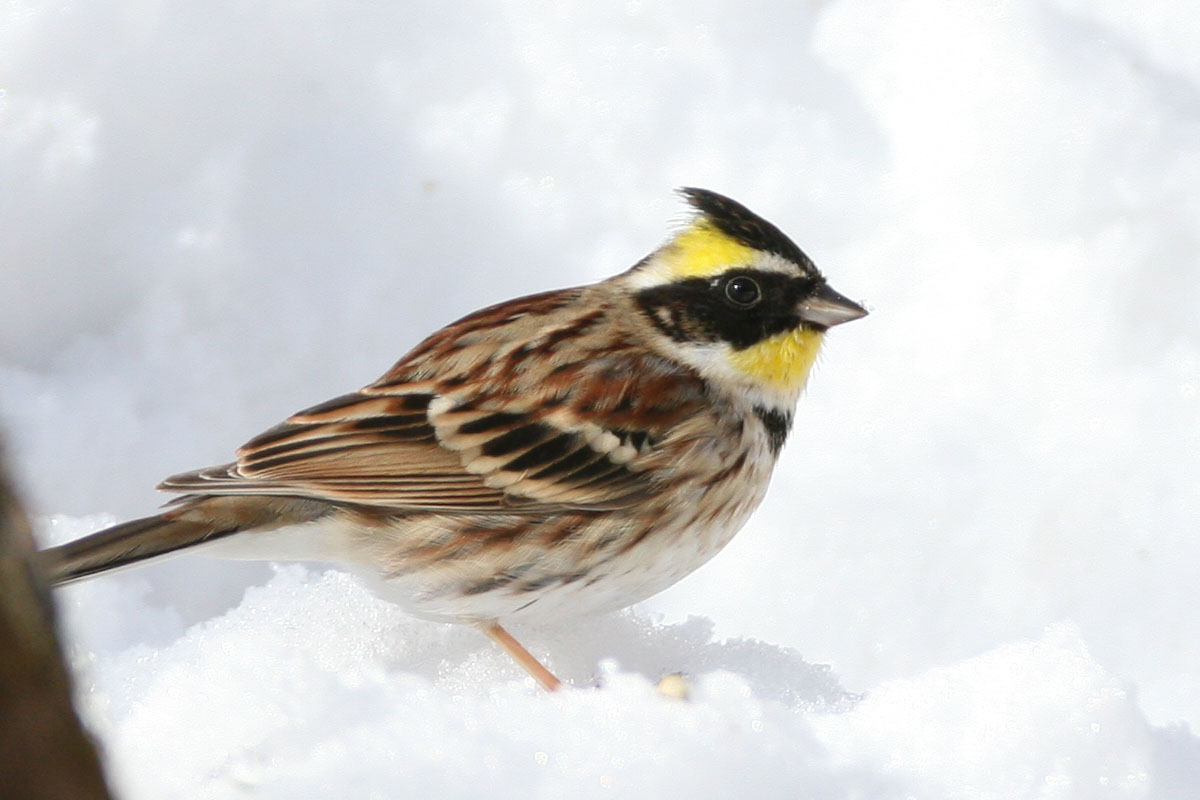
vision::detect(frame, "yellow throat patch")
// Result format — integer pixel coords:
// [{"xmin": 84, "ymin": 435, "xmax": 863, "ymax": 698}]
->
[
  {"xmin": 728, "ymin": 327, "xmax": 824, "ymax": 393},
  {"xmin": 664, "ymin": 220, "xmax": 759, "ymax": 279}
]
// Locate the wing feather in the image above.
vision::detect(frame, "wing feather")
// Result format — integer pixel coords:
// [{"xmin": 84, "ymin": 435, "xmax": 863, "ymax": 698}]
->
[{"xmin": 159, "ymin": 288, "xmax": 710, "ymax": 513}]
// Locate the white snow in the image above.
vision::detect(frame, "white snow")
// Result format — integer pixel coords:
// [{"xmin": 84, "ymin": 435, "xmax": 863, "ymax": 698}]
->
[{"xmin": 3, "ymin": 1, "xmax": 1199, "ymax": 797}]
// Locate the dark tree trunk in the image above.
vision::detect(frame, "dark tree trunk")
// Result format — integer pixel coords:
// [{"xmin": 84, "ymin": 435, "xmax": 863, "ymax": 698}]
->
[{"xmin": 0, "ymin": 447, "xmax": 112, "ymax": 799}]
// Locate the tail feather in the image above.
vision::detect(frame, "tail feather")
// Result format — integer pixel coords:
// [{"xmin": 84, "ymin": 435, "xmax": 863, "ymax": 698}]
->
[
  {"xmin": 38, "ymin": 494, "xmax": 336, "ymax": 586},
  {"xmin": 38, "ymin": 510, "xmax": 239, "ymax": 586}
]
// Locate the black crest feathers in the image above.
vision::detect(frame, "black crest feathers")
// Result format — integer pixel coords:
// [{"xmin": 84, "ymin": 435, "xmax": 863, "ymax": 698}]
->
[{"xmin": 679, "ymin": 188, "xmax": 818, "ymax": 275}]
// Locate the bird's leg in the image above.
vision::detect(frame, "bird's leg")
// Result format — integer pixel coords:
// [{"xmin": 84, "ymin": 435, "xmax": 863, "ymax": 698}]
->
[{"xmin": 482, "ymin": 623, "xmax": 562, "ymax": 691}]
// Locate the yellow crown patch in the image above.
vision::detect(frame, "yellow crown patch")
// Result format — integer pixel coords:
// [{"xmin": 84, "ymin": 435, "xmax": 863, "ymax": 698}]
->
[{"xmin": 663, "ymin": 220, "xmax": 759, "ymax": 280}]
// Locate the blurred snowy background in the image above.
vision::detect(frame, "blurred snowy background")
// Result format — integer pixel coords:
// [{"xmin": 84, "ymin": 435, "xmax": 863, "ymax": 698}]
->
[{"xmin": 2, "ymin": 1, "xmax": 1198, "ymax": 797}]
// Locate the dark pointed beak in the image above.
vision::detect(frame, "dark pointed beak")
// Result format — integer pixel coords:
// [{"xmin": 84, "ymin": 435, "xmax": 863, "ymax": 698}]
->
[{"xmin": 797, "ymin": 283, "xmax": 868, "ymax": 328}]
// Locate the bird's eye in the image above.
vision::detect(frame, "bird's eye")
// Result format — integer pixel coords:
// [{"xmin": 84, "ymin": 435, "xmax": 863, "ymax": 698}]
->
[{"xmin": 724, "ymin": 276, "xmax": 762, "ymax": 307}]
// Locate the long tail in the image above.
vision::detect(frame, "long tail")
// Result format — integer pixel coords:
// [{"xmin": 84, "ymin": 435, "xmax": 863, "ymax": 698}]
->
[{"xmin": 38, "ymin": 495, "xmax": 327, "ymax": 586}]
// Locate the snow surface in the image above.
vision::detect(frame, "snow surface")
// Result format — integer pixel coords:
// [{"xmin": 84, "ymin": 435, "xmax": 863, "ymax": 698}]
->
[{"xmin": 3, "ymin": 1, "xmax": 1198, "ymax": 797}]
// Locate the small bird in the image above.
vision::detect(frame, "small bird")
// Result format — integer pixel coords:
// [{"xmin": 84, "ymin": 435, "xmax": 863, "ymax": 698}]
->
[{"xmin": 40, "ymin": 189, "xmax": 866, "ymax": 690}]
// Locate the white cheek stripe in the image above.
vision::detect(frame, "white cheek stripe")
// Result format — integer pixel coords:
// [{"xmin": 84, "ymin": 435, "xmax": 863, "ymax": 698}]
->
[{"xmin": 668, "ymin": 341, "xmax": 805, "ymax": 412}]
